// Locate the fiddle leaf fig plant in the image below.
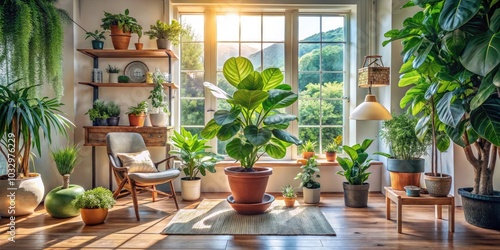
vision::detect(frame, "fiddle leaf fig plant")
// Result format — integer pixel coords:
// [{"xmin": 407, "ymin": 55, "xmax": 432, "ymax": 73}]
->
[{"xmin": 202, "ymin": 57, "xmax": 301, "ymax": 170}]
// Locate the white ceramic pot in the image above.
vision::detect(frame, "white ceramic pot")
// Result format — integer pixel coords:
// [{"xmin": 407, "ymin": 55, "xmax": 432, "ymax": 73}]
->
[
  {"xmin": 109, "ymin": 73, "xmax": 119, "ymax": 83},
  {"xmin": 181, "ymin": 178, "xmax": 201, "ymax": 201},
  {"xmin": 303, "ymin": 187, "xmax": 320, "ymax": 204},
  {"xmin": 0, "ymin": 174, "xmax": 45, "ymax": 217},
  {"xmin": 149, "ymin": 113, "xmax": 168, "ymax": 127}
]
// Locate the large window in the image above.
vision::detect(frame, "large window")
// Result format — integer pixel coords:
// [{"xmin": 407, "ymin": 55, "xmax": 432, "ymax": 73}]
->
[{"xmin": 179, "ymin": 10, "xmax": 349, "ymax": 159}]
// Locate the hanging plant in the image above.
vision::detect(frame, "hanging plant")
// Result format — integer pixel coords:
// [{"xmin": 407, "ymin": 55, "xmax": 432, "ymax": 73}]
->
[{"xmin": 0, "ymin": 0, "xmax": 66, "ymax": 98}]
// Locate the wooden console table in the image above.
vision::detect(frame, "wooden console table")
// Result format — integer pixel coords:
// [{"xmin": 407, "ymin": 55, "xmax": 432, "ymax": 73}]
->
[{"xmin": 385, "ymin": 187, "xmax": 455, "ymax": 233}]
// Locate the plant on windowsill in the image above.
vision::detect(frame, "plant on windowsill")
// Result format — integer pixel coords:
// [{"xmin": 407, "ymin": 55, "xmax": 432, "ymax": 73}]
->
[
  {"xmin": 169, "ymin": 127, "xmax": 223, "ymax": 201},
  {"xmin": 72, "ymin": 187, "xmax": 116, "ymax": 225},
  {"xmin": 325, "ymin": 135, "xmax": 342, "ymax": 162},
  {"xmin": 201, "ymin": 56, "xmax": 301, "ymax": 214},
  {"xmin": 144, "ymin": 19, "xmax": 186, "ymax": 49},
  {"xmin": 295, "ymin": 156, "xmax": 321, "ymax": 204},
  {"xmin": 301, "ymin": 140, "xmax": 317, "ymax": 159},
  {"xmin": 126, "ymin": 101, "xmax": 148, "ymax": 127},
  {"xmin": 281, "ymin": 184, "xmax": 297, "ymax": 208},
  {"xmin": 85, "ymin": 29, "xmax": 106, "ymax": 50},
  {"xmin": 148, "ymin": 68, "xmax": 170, "ymax": 127},
  {"xmin": 101, "ymin": 9, "xmax": 142, "ymax": 50},
  {"xmin": 85, "ymin": 99, "xmax": 109, "ymax": 126}
]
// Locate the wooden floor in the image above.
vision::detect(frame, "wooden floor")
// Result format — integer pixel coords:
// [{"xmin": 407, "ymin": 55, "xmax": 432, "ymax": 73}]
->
[{"xmin": 1, "ymin": 192, "xmax": 499, "ymax": 249}]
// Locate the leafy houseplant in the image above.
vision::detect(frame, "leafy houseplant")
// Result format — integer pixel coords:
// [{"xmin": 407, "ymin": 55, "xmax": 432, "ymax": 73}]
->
[
  {"xmin": 148, "ymin": 68, "xmax": 170, "ymax": 126},
  {"xmin": 126, "ymin": 101, "xmax": 148, "ymax": 127},
  {"xmin": 169, "ymin": 128, "xmax": 223, "ymax": 201},
  {"xmin": 135, "ymin": 29, "xmax": 143, "ymax": 50},
  {"xmin": 144, "ymin": 20, "xmax": 186, "ymax": 48},
  {"xmin": 325, "ymin": 135, "xmax": 342, "ymax": 162},
  {"xmin": 106, "ymin": 65, "xmax": 120, "ymax": 83},
  {"xmin": 85, "ymin": 29, "xmax": 106, "ymax": 50},
  {"xmin": 0, "ymin": 80, "xmax": 73, "ymax": 217},
  {"xmin": 118, "ymin": 75, "xmax": 130, "ymax": 83},
  {"xmin": 281, "ymin": 184, "xmax": 297, "ymax": 207},
  {"xmin": 295, "ymin": 156, "xmax": 320, "ymax": 204},
  {"xmin": 85, "ymin": 99, "xmax": 109, "ymax": 126},
  {"xmin": 336, "ymin": 139, "xmax": 374, "ymax": 208},
  {"xmin": 301, "ymin": 140, "xmax": 317, "ymax": 159},
  {"xmin": 72, "ymin": 187, "xmax": 116, "ymax": 225},
  {"xmin": 100, "ymin": 9, "xmax": 142, "ymax": 50},
  {"xmin": 201, "ymin": 56, "xmax": 301, "ymax": 211},
  {"xmin": 105, "ymin": 101, "xmax": 121, "ymax": 126}
]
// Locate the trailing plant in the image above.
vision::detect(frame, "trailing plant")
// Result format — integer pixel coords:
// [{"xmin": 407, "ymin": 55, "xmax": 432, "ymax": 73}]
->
[
  {"xmin": 295, "ymin": 156, "xmax": 320, "ymax": 189},
  {"xmin": 169, "ymin": 127, "xmax": 223, "ymax": 180},
  {"xmin": 144, "ymin": 20, "xmax": 186, "ymax": 46},
  {"xmin": 301, "ymin": 140, "xmax": 317, "ymax": 153},
  {"xmin": 377, "ymin": 113, "xmax": 431, "ymax": 160},
  {"xmin": 85, "ymin": 29, "xmax": 106, "ymax": 41},
  {"xmin": 0, "ymin": 80, "xmax": 73, "ymax": 178},
  {"xmin": 281, "ymin": 184, "xmax": 296, "ymax": 198},
  {"xmin": 148, "ymin": 68, "xmax": 169, "ymax": 114},
  {"xmin": 127, "ymin": 101, "xmax": 148, "ymax": 115},
  {"xmin": 117, "ymin": 75, "xmax": 129, "ymax": 83},
  {"xmin": 85, "ymin": 99, "xmax": 109, "ymax": 121},
  {"xmin": 201, "ymin": 57, "xmax": 301, "ymax": 170},
  {"xmin": 72, "ymin": 187, "xmax": 115, "ymax": 209},
  {"xmin": 336, "ymin": 139, "xmax": 374, "ymax": 185},
  {"xmin": 105, "ymin": 101, "xmax": 121, "ymax": 117},
  {"xmin": 0, "ymin": 0, "xmax": 66, "ymax": 98},
  {"xmin": 384, "ymin": 0, "xmax": 500, "ymax": 195},
  {"xmin": 325, "ymin": 135, "xmax": 343, "ymax": 153},
  {"xmin": 51, "ymin": 144, "xmax": 80, "ymax": 189},
  {"xmin": 105, "ymin": 65, "xmax": 120, "ymax": 74},
  {"xmin": 100, "ymin": 9, "xmax": 141, "ymax": 33}
]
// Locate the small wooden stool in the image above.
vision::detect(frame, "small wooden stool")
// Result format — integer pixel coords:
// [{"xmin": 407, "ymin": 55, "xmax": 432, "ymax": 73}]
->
[{"xmin": 385, "ymin": 187, "xmax": 455, "ymax": 233}]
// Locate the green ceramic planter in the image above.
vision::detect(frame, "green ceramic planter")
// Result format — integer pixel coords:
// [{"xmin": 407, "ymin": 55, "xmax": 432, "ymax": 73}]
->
[{"xmin": 45, "ymin": 184, "xmax": 85, "ymax": 218}]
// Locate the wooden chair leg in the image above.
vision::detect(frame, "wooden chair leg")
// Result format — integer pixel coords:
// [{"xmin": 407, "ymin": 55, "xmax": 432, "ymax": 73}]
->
[
  {"xmin": 113, "ymin": 179, "xmax": 127, "ymax": 199},
  {"xmin": 130, "ymin": 180, "xmax": 140, "ymax": 221},
  {"xmin": 152, "ymin": 185, "xmax": 157, "ymax": 202},
  {"xmin": 169, "ymin": 181, "xmax": 179, "ymax": 210}
]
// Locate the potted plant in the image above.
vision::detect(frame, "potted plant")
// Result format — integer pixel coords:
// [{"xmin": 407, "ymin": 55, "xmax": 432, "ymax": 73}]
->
[
  {"xmin": 325, "ymin": 135, "xmax": 342, "ymax": 162},
  {"xmin": 0, "ymin": 80, "xmax": 73, "ymax": 217},
  {"xmin": 376, "ymin": 113, "xmax": 431, "ymax": 190},
  {"xmin": 85, "ymin": 99, "xmax": 109, "ymax": 126},
  {"xmin": 169, "ymin": 127, "xmax": 223, "ymax": 201},
  {"xmin": 281, "ymin": 184, "xmax": 297, "ymax": 208},
  {"xmin": 295, "ymin": 156, "xmax": 321, "ymax": 204},
  {"xmin": 301, "ymin": 140, "xmax": 317, "ymax": 159},
  {"xmin": 144, "ymin": 19, "xmax": 186, "ymax": 49},
  {"xmin": 105, "ymin": 64, "xmax": 120, "ymax": 83},
  {"xmin": 45, "ymin": 144, "xmax": 85, "ymax": 218},
  {"xmin": 135, "ymin": 28, "xmax": 143, "ymax": 50},
  {"xmin": 105, "ymin": 101, "xmax": 121, "ymax": 126},
  {"xmin": 201, "ymin": 56, "xmax": 301, "ymax": 214},
  {"xmin": 384, "ymin": 0, "xmax": 500, "ymax": 228},
  {"xmin": 118, "ymin": 75, "xmax": 130, "ymax": 83},
  {"xmin": 148, "ymin": 68, "xmax": 170, "ymax": 127},
  {"xmin": 336, "ymin": 139, "xmax": 374, "ymax": 208},
  {"xmin": 72, "ymin": 187, "xmax": 116, "ymax": 225},
  {"xmin": 127, "ymin": 101, "xmax": 148, "ymax": 127},
  {"xmin": 100, "ymin": 9, "xmax": 142, "ymax": 50},
  {"xmin": 85, "ymin": 29, "xmax": 106, "ymax": 50}
]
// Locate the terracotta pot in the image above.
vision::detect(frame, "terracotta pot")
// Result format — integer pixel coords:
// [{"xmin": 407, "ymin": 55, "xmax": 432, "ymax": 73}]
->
[
  {"xmin": 110, "ymin": 25, "xmax": 131, "ymax": 50},
  {"xmin": 134, "ymin": 43, "xmax": 143, "ymax": 50},
  {"xmin": 128, "ymin": 113, "xmax": 147, "ymax": 127},
  {"xmin": 424, "ymin": 173, "xmax": 452, "ymax": 197},
  {"xmin": 80, "ymin": 208, "xmax": 108, "ymax": 225},
  {"xmin": 302, "ymin": 152, "xmax": 314, "ymax": 159},
  {"xmin": 284, "ymin": 197, "xmax": 296, "ymax": 207},
  {"xmin": 325, "ymin": 152, "xmax": 337, "ymax": 162},
  {"xmin": 224, "ymin": 167, "xmax": 272, "ymax": 203},
  {"xmin": 389, "ymin": 172, "xmax": 421, "ymax": 190}
]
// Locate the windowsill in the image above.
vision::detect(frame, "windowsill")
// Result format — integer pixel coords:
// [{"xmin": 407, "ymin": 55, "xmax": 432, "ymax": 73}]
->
[{"xmin": 215, "ymin": 160, "xmax": 383, "ymax": 168}]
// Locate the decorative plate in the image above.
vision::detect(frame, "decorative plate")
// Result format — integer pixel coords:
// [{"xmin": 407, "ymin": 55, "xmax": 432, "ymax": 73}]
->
[{"xmin": 124, "ymin": 61, "xmax": 149, "ymax": 83}]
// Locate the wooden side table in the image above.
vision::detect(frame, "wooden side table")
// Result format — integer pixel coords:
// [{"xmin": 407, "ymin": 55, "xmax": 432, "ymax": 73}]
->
[{"xmin": 385, "ymin": 187, "xmax": 455, "ymax": 233}]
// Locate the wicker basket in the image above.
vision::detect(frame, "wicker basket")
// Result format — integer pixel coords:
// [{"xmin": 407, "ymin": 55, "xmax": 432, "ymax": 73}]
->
[{"xmin": 358, "ymin": 55, "xmax": 390, "ymax": 88}]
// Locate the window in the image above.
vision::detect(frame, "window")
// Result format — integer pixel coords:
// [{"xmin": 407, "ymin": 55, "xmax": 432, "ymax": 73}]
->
[{"xmin": 179, "ymin": 10, "xmax": 349, "ymax": 159}]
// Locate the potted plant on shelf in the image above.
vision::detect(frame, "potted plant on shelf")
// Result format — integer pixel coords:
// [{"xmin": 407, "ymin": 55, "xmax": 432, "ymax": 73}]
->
[
  {"xmin": 144, "ymin": 19, "xmax": 186, "ymax": 49},
  {"xmin": 85, "ymin": 99, "xmax": 109, "ymax": 126},
  {"xmin": 148, "ymin": 68, "xmax": 170, "ymax": 127},
  {"xmin": 118, "ymin": 75, "xmax": 130, "ymax": 83},
  {"xmin": 135, "ymin": 28, "xmax": 143, "ymax": 50},
  {"xmin": 72, "ymin": 187, "xmax": 116, "ymax": 225},
  {"xmin": 105, "ymin": 101, "xmax": 121, "ymax": 126},
  {"xmin": 295, "ymin": 156, "xmax": 321, "ymax": 204},
  {"xmin": 106, "ymin": 64, "xmax": 120, "ymax": 83},
  {"xmin": 201, "ymin": 56, "xmax": 301, "ymax": 214},
  {"xmin": 376, "ymin": 113, "xmax": 431, "ymax": 190},
  {"xmin": 85, "ymin": 29, "xmax": 106, "ymax": 50},
  {"xmin": 336, "ymin": 139, "xmax": 374, "ymax": 208},
  {"xmin": 169, "ymin": 127, "xmax": 223, "ymax": 201},
  {"xmin": 301, "ymin": 140, "xmax": 317, "ymax": 159},
  {"xmin": 325, "ymin": 135, "xmax": 342, "ymax": 162},
  {"xmin": 100, "ymin": 9, "xmax": 142, "ymax": 50},
  {"xmin": 384, "ymin": 0, "xmax": 500, "ymax": 229},
  {"xmin": 127, "ymin": 101, "xmax": 148, "ymax": 127},
  {"xmin": 0, "ymin": 80, "xmax": 73, "ymax": 217},
  {"xmin": 281, "ymin": 184, "xmax": 297, "ymax": 208},
  {"xmin": 45, "ymin": 144, "xmax": 85, "ymax": 218}
]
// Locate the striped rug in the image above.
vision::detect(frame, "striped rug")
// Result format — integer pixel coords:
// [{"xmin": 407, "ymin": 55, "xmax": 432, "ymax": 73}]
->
[{"xmin": 161, "ymin": 199, "xmax": 336, "ymax": 235}]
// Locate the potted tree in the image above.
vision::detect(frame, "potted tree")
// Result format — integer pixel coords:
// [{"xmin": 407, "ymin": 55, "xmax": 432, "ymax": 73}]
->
[
  {"xmin": 72, "ymin": 187, "xmax": 116, "ymax": 225},
  {"xmin": 105, "ymin": 101, "xmax": 121, "ymax": 126},
  {"xmin": 148, "ymin": 68, "xmax": 170, "ymax": 127},
  {"xmin": 85, "ymin": 29, "xmax": 106, "ymax": 50},
  {"xmin": 106, "ymin": 65, "xmax": 120, "ymax": 83},
  {"xmin": 281, "ymin": 184, "xmax": 297, "ymax": 208},
  {"xmin": 144, "ymin": 19, "xmax": 185, "ymax": 49},
  {"xmin": 100, "ymin": 9, "xmax": 142, "ymax": 50},
  {"xmin": 85, "ymin": 99, "xmax": 109, "ymax": 126},
  {"xmin": 325, "ymin": 135, "xmax": 342, "ymax": 162},
  {"xmin": 384, "ymin": 0, "xmax": 499, "ymax": 228},
  {"xmin": 301, "ymin": 140, "xmax": 317, "ymax": 159},
  {"xmin": 126, "ymin": 101, "xmax": 148, "ymax": 127},
  {"xmin": 0, "ymin": 80, "xmax": 73, "ymax": 217},
  {"xmin": 45, "ymin": 144, "xmax": 85, "ymax": 218},
  {"xmin": 336, "ymin": 139, "xmax": 374, "ymax": 208},
  {"xmin": 169, "ymin": 128, "xmax": 223, "ymax": 201},
  {"xmin": 201, "ymin": 56, "xmax": 301, "ymax": 214},
  {"xmin": 376, "ymin": 113, "xmax": 431, "ymax": 190},
  {"xmin": 295, "ymin": 156, "xmax": 321, "ymax": 204}
]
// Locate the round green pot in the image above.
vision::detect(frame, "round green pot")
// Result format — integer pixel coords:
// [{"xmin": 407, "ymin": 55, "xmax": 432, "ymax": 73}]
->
[{"xmin": 45, "ymin": 184, "xmax": 85, "ymax": 218}]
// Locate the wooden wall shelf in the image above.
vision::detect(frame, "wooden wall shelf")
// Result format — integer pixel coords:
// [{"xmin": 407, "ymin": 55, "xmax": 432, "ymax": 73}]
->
[
  {"xmin": 77, "ymin": 49, "xmax": 178, "ymax": 59},
  {"xmin": 84, "ymin": 126, "xmax": 172, "ymax": 147},
  {"xmin": 78, "ymin": 82, "xmax": 179, "ymax": 89}
]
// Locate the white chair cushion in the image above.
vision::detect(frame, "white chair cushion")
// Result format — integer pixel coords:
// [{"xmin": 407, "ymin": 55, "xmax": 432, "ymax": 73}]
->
[{"xmin": 117, "ymin": 150, "xmax": 158, "ymax": 173}]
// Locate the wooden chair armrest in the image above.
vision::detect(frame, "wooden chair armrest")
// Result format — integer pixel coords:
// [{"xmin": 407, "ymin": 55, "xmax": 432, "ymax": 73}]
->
[
  {"xmin": 108, "ymin": 154, "xmax": 129, "ymax": 173},
  {"xmin": 154, "ymin": 156, "xmax": 178, "ymax": 170}
]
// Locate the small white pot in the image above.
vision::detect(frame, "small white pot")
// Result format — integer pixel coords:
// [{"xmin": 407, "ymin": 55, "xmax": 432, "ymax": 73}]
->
[
  {"xmin": 181, "ymin": 178, "xmax": 201, "ymax": 201},
  {"xmin": 109, "ymin": 73, "xmax": 119, "ymax": 83},
  {"xmin": 303, "ymin": 187, "xmax": 321, "ymax": 204},
  {"xmin": 149, "ymin": 113, "xmax": 168, "ymax": 127}
]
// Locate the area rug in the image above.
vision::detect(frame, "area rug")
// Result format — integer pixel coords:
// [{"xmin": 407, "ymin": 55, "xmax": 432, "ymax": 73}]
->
[{"xmin": 161, "ymin": 199, "xmax": 336, "ymax": 235}]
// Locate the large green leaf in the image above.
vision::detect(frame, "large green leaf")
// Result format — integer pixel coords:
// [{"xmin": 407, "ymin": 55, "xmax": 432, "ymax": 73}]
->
[
  {"xmin": 470, "ymin": 98, "xmax": 500, "ymax": 146},
  {"xmin": 226, "ymin": 138, "xmax": 253, "ymax": 161},
  {"xmin": 399, "ymin": 70, "xmax": 422, "ymax": 87},
  {"xmin": 413, "ymin": 42, "xmax": 433, "ymax": 69},
  {"xmin": 214, "ymin": 108, "xmax": 240, "ymax": 126},
  {"xmin": 244, "ymin": 125, "xmax": 272, "ymax": 146},
  {"xmin": 490, "ymin": 8, "xmax": 500, "ymax": 32},
  {"xmin": 494, "ymin": 69, "xmax": 500, "ymax": 87},
  {"xmin": 239, "ymin": 71, "xmax": 264, "ymax": 90},
  {"xmin": 442, "ymin": 30, "xmax": 466, "ymax": 57},
  {"xmin": 261, "ymin": 68, "xmax": 283, "ymax": 90},
  {"xmin": 460, "ymin": 31, "xmax": 500, "ymax": 77},
  {"xmin": 424, "ymin": 82, "xmax": 438, "ymax": 100},
  {"xmin": 439, "ymin": 0, "xmax": 481, "ymax": 31},
  {"xmin": 201, "ymin": 119, "xmax": 221, "ymax": 139},
  {"xmin": 415, "ymin": 115, "xmax": 430, "ymax": 141},
  {"xmin": 217, "ymin": 123, "xmax": 240, "ymax": 141},
  {"xmin": 402, "ymin": 38, "xmax": 423, "ymax": 63},
  {"xmin": 445, "ymin": 121, "xmax": 479, "ymax": 147},
  {"xmin": 412, "ymin": 0, "xmax": 441, "ymax": 7},
  {"xmin": 436, "ymin": 92, "xmax": 466, "ymax": 127},
  {"xmin": 262, "ymin": 90, "xmax": 298, "ymax": 111},
  {"xmin": 223, "ymin": 57, "xmax": 254, "ymax": 88},
  {"xmin": 400, "ymin": 56, "xmax": 415, "ymax": 73},
  {"xmin": 233, "ymin": 89, "xmax": 269, "ymax": 110},
  {"xmin": 263, "ymin": 114, "xmax": 297, "ymax": 126},
  {"xmin": 272, "ymin": 129, "xmax": 302, "ymax": 145},
  {"xmin": 470, "ymin": 76, "xmax": 495, "ymax": 110},
  {"xmin": 265, "ymin": 138, "xmax": 287, "ymax": 159},
  {"xmin": 436, "ymin": 132, "xmax": 451, "ymax": 152}
]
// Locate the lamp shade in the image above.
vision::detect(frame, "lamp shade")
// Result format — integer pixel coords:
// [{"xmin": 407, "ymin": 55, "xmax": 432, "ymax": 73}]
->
[{"xmin": 350, "ymin": 94, "xmax": 392, "ymax": 120}]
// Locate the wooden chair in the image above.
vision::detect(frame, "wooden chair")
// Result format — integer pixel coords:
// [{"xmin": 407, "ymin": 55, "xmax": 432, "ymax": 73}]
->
[{"xmin": 106, "ymin": 132, "xmax": 180, "ymax": 220}]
